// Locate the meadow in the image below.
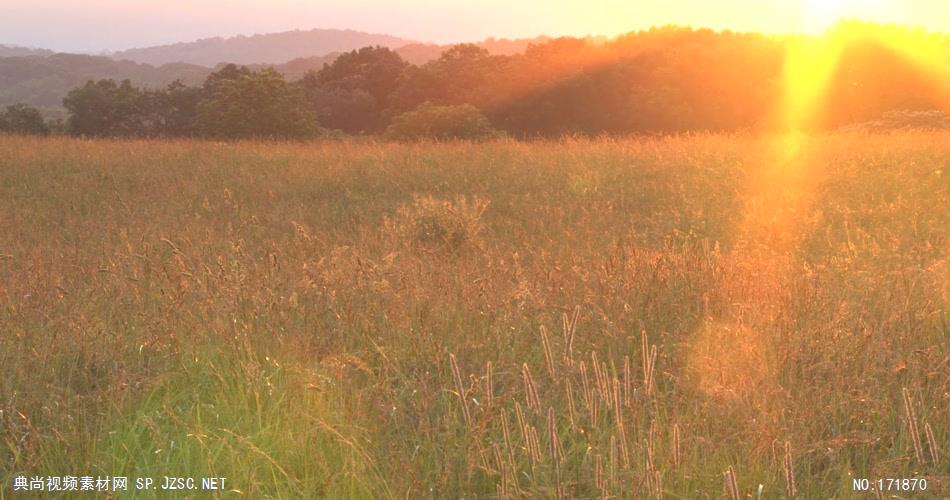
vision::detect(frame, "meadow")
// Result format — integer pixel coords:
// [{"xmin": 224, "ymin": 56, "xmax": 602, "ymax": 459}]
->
[{"xmin": 0, "ymin": 132, "xmax": 947, "ymax": 498}]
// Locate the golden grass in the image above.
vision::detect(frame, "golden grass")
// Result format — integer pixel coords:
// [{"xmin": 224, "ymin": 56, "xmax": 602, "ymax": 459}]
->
[{"xmin": 0, "ymin": 132, "xmax": 947, "ymax": 497}]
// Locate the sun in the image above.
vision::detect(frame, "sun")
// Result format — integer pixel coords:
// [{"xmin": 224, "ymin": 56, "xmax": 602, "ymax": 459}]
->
[
  {"xmin": 803, "ymin": 0, "xmax": 899, "ymax": 33},
  {"xmin": 805, "ymin": 0, "xmax": 848, "ymax": 26},
  {"xmin": 780, "ymin": 18, "xmax": 950, "ymax": 133}
]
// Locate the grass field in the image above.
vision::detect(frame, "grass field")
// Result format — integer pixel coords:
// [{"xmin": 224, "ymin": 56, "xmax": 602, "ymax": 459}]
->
[{"xmin": 0, "ymin": 133, "xmax": 947, "ymax": 498}]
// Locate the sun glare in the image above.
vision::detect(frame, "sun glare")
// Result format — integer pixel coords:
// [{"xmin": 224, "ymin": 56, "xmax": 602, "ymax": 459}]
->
[
  {"xmin": 803, "ymin": 0, "xmax": 899, "ymax": 33},
  {"xmin": 804, "ymin": 0, "xmax": 848, "ymax": 32},
  {"xmin": 688, "ymin": 8, "xmax": 950, "ymax": 406},
  {"xmin": 781, "ymin": 21, "xmax": 950, "ymax": 133}
]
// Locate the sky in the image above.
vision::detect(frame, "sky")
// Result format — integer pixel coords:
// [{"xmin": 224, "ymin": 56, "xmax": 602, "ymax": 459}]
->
[{"xmin": 2, "ymin": 0, "xmax": 949, "ymax": 53}]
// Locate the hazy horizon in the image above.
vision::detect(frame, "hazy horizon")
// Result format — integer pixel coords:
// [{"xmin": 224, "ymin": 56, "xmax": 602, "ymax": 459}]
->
[{"xmin": 2, "ymin": 0, "xmax": 949, "ymax": 54}]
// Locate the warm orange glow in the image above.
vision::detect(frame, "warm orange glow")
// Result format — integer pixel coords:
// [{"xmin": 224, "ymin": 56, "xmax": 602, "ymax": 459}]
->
[
  {"xmin": 802, "ymin": 0, "xmax": 899, "ymax": 33},
  {"xmin": 683, "ymin": 19, "xmax": 950, "ymax": 403},
  {"xmin": 7, "ymin": 0, "xmax": 950, "ymax": 54},
  {"xmin": 781, "ymin": 22, "xmax": 950, "ymax": 133},
  {"xmin": 687, "ymin": 321, "xmax": 772, "ymax": 400}
]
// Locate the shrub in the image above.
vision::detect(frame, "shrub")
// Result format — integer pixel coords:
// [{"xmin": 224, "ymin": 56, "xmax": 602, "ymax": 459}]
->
[
  {"xmin": 0, "ymin": 103, "xmax": 49, "ymax": 135},
  {"xmin": 384, "ymin": 103, "xmax": 503, "ymax": 141},
  {"xmin": 384, "ymin": 195, "xmax": 490, "ymax": 253}
]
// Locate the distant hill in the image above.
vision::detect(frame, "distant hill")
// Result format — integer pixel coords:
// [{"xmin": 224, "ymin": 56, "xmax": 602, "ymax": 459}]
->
[
  {"xmin": 0, "ymin": 33, "xmax": 550, "ymax": 115},
  {"xmin": 260, "ymin": 37, "xmax": 552, "ymax": 75},
  {"xmin": 111, "ymin": 28, "xmax": 419, "ymax": 66},
  {"xmin": 0, "ymin": 44, "xmax": 54, "ymax": 58},
  {"xmin": 395, "ymin": 37, "xmax": 551, "ymax": 64},
  {"xmin": 109, "ymin": 29, "xmax": 552, "ymax": 67},
  {"xmin": 247, "ymin": 53, "xmax": 341, "ymax": 81},
  {"xmin": 0, "ymin": 54, "xmax": 210, "ymax": 116}
]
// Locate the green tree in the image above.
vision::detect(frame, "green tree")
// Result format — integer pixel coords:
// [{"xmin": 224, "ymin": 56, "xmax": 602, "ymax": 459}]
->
[
  {"xmin": 0, "ymin": 104, "xmax": 49, "ymax": 135},
  {"xmin": 299, "ymin": 80, "xmax": 376, "ymax": 134},
  {"xmin": 202, "ymin": 63, "xmax": 253, "ymax": 96},
  {"xmin": 300, "ymin": 46, "xmax": 407, "ymax": 133},
  {"xmin": 387, "ymin": 44, "xmax": 499, "ymax": 117},
  {"xmin": 315, "ymin": 46, "xmax": 407, "ymax": 107},
  {"xmin": 147, "ymin": 80, "xmax": 204, "ymax": 137},
  {"xmin": 195, "ymin": 68, "xmax": 318, "ymax": 140},
  {"xmin": 63, "ymin": 79, "xmax": 147, "ymax": 137}
]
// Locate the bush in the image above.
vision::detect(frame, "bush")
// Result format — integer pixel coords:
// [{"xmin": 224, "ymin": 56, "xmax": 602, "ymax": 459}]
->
[
  {"xmin": 0, "ymin": 103, "xmax": 49, "ymax": 135},
  {"xmin": 384, "ymin": 196, "xmax": 490, "ymax": 253},
  {"xmin": 384, "ymin": 103, "xmax": 503, "ymax": 141}
]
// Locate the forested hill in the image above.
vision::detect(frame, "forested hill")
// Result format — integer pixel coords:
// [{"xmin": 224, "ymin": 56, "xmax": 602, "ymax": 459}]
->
[
  {"xmin": 2, "ymin": 23, "xmax": 946, "ymax": 136},
  {"xmin": 110, "ymin": 28, "xmax": 418, "ymax": 66},
  {"xmin": 0, "ymin": 36, "xmax": 550, "ymax": 114},
  {"xmin": 0, "ymin": 54, "xmax": 211, "ymax": 116},
  {"xmin": 108, "ymin": 28, "xmax": 549, "ymax": 67},
  {"xmin": 0, "ymin": 44, "xmax": 54, "ymax": 58}
]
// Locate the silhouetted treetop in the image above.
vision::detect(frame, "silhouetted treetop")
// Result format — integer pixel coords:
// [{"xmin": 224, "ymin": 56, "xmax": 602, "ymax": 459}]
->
[{"xmin": 19, "ymin": 22, "xmax": 946, "ymax": 141}]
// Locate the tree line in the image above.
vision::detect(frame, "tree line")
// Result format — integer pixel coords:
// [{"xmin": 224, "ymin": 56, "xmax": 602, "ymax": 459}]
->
[{"xmin": 2, "ymin": 24, "xmax": 947, "ymax": 140}]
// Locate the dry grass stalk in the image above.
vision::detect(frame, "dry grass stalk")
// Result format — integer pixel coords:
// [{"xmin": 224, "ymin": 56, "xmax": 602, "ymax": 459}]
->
[
  {"xmin": 646, "ymin": 419, "xmax": 657, "ymax": 488},
  {"xmin": 500, "ymin": 412, "xmax": 520, "ymax": 494},
  {"xmin": 579, "ymin": 361, "xmax": 592, "ymax": 409},
  {"xmin": 565, "ymin": 379, "xmax": 577, "ymax": 430},
  {"xmin": 591, "ymin": 351, "xmax": 607, "ymax": 406},
  {"xmin": 641, "ymin": 330, "xmax": 656, "ymax": 396},
  {"xmin": 647, "ymin": 347, "xmax": 657, "ymax": 394},
  {"xmin": 562, "ymin": 305, "xmax": 579, "ymax": 365},
  {"xmin": 609, "ymin": 434, "xmax": 618, "ymax": 485},
  {"xmin": 612, "ymin": 378, "xmax": 624, "ymax": 430},
  {"xmin": 547, "ymin": 407, "xmax": 564, "ymax": 462},
  {"xmin": 672, "ymin": 422, "xmax": 681, "ymax": 468},
  {"xmin": 540, "ymin": 325, "xmax": 557, "ymax": 379},
  {"xmin": 547, "ymin": 407, "xmax": 564, "ymax": 498},
  {"xmin": 507, "ymin": 468, "xmax": 520, "ymax": 498},
  {"xmin": 600, "ymin": 362, "xmax": 612, "ymax": 406},
  {"xmin": 641, "ymin": 330, "xmax": 649, "ymax": 378},
  {"xmin": 623, "ymin": 355, "xmax": 632, "ymax": 407},
  {"xmin": 590, "ymin": 351, "xmax": 601, "ymax": 391},
  {"xmin": 924, "ymin": 421, "xmax": 939, "ymax": 464},
  {"xmin": 648, "ymin": 469, "xmax": 662, "ymax": 499},
  {"xmin": 478, "ymin": 445, "xmax": 492, "ymax": 472},
  {"xmin": 527, "ymin": 425, "xmax": 543, "ymax": 464},
  {"xmin": 515, "ymin": 402, "xmax": 529, "ymax": 452},
  {"xmin": 501, "ymin": 411, "xmax": 516, "ymax": 465},
  {"xmin": 485, "ymin": 360, "xmax": 494, "ymax": 409},
  {"xmin": 590, "ymin": 389, "xmax": 600, "ymax": 424},
  {"xmin": 449, "ymin": 353, "xmax": 472, "ymax": 426},
  {"xmin": 492, "ymin": 444, "xmax": 505, "ymax": 479},
  {"xmin": 613, "ymin": 377, "xmax": 630, "ymax": 467},
  {"xmin": 901, "ymin": 387, "xmax": 924, "ymax": 463},
  {"xmin": 783, "ymin": 441, "xmax": 796, "ymax": 498},
  {"xmin": 522, "ymin": 363, "xmax": 542, "ymax": 412},
  {"xmin": 595, "ymin": 453, "xmax": 606, "ymax": 496},
  {"xmin": 723, "ymin": 466, "xmax": 740, "ymax": 500}
]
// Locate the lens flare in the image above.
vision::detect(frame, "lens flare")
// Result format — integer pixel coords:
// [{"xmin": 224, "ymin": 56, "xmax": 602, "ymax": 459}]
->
[
  {"xmin": 781, "ymin": 22, "xmax": 950, "ymax": 133},
  {"xmin": 687, "ymin": 21, "xmax": 949, "ymax": 409}
]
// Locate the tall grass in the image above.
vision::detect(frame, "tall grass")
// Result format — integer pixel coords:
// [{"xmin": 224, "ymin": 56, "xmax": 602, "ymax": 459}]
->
[{"xmin": 1, "ymin": 132, "xmax": 947, "ymax": 497}]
